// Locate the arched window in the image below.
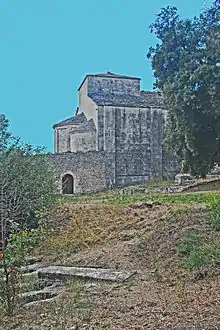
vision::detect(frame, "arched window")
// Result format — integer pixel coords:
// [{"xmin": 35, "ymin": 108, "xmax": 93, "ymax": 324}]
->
[{"xmin": 62, "ymin": 174, "xmax": 74, "ymax": 194}]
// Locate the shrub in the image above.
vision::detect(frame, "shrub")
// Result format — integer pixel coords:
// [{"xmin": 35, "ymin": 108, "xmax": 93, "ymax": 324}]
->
[
  {"xmin": 176, "ymin": 232, "xmax": 201, "ymax": 257},
  {"xmin": 0, "ymin": 114, "xmax": 57, "ymax": 233},
  {"xmin": 177, "ymin": 232, "xmax": 220, "ymax": 270},
  {"xmin": 184, "ymin": 243, "xmax": 220, "ymax": 270},
  {"xmin": 0, "ymin": 114, "xmax": 57, "ymax": 316},
  {"xmin": 0, "ymin": 228, "xmax": 44, "ymax": 315},
  {"xmin": 207, "ymin": 194, "xmax": 220, "ymax": 230}
]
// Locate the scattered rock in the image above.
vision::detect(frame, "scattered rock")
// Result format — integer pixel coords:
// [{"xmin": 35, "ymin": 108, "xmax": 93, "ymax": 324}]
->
[
  {"xmin": 192, "ymin": 270, "xmax": 208, "ymax": 282},
  {"xmin": 210, "ymin": 164, "xmax": 220, "ymax": 175},
  {"xmin": 37, "ymin": 266, "xmax": 136, "ymax": 283},
  {"xmin": 119, "ymin": 186, "xmax": 147, "ymax": 195},
  {"xmin": 25, "ymin": 256, "xmax": 43, "ymax": 264},
  {"xmin": 175, "ymin": 173, "xmax": 193, "ymax": 185},
  {"xmin": 130, "ymin": 201, "xmax": 162, "ymax": 209},
  {"xmin": 152, "ymin": 201, "xmax": 162, "ymax": 206},
  {"xmin": 84, "ymin": 283, "xmax": 97, "ymax": 291}
]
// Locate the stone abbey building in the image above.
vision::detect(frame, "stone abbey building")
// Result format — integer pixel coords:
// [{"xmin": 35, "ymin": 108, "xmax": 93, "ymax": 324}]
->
[{"xmin": 51, "ymin": 72, "xmax": 179, "ymax": 194}]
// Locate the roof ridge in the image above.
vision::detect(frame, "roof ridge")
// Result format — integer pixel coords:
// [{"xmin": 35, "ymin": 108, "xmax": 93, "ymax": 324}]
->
[
  {"xmin": 78, "ymin": 72, "xmax": 140, "ymax": 91},
  {"xmin": 53, "ymin": 112, "xmax": 87, "ymax": 129},
  {"xmin": 71, "ymin": 119, "xmax": 96, "ymax": 133}
]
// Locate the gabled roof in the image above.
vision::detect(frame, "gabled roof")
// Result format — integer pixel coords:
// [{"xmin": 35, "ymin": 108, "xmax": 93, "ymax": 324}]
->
[
  {"xmin": 71, "ymin": 119, "xmax": 96, "ymax": 133},
  {"xmin": 91, "ymin": 71, "xmax": 140, "ymax": 79},
  {"xmin": 53, "ymin": 112, "xmax": 86, "ymax": 129},
  {"xmin": 88, "ymin": 91, "xmax": 165, "ymax": 108},
  {"xmin": 78, "ymin": 71, "xmax": 140, "ymax": 91}
]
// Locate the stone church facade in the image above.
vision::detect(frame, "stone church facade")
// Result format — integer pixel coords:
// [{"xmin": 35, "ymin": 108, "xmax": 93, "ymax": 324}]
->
[{"xmin": 51, "ymin": 72, "xmax": 179, "ymax": 194}]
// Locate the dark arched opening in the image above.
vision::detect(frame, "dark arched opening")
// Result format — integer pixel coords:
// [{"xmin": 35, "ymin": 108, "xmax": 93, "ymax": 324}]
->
[{"xmin": 62, "ymin": 174, "xmax": 74, "ymax": 194}]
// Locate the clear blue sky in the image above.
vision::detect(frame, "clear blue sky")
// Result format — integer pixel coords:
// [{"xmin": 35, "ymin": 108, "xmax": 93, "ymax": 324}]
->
[{"xmin": 0, "ymin": 0, "xmax": 213, "ymax": 152}]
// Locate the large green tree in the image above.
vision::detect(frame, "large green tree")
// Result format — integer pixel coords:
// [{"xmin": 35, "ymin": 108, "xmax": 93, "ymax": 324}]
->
[{"xmin": 148, "ymin": 2, "xmax": 220, "ymax": 177}]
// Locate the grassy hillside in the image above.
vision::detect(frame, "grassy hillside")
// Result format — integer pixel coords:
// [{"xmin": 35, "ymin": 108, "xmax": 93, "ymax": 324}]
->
[{"xmin": 2, "ymin": 185, "xmax": 220, "ymax": 329}]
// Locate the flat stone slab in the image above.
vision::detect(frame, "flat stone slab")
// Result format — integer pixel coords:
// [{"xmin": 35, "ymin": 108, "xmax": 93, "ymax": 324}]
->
[
  {"xmin": 24, "ymin": 296, "xmax": 58, "ymax": 309},
  {"xmin": 37, "ymin": 266, "xmax": 136, "ymax": 283},
  {"xmin": 22, "ymin": 270, "xmax": 38, "ymax": 278},
  {"xmin": 20, "ymin": 284, "xmax": 64, "ymax": 304},
  {"xmin": 24, "ymin": 295, "xmax": 62, "ymax": 309},
  {"xmin": 21, "ymin": 262, "xmax": 45, "ymax": 274}
]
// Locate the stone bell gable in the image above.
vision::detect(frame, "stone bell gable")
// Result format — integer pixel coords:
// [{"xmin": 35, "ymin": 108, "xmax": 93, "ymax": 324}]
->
[{"xmin": 52, "ymin": 72, "xmax": 179, "ymax": 194}]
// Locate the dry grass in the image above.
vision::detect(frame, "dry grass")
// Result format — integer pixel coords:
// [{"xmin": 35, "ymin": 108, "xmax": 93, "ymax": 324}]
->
[
  {"xmin": 2, "ymin": 190, "xmax": 220, "ymax": 329},
  {"xmin": 41, "ymin": 203, "xmax": 176, "ymax": 263}
]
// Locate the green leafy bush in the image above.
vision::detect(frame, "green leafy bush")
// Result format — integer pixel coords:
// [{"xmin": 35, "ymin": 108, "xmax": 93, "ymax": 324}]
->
[
  {"xmin": 208, "ymin": 194, "xmax": 220, "ymax": 230},
  {"xmin": 176, "ymin": 233, "xmax": 202, "ymax": 257},
  {"xmin": 0, "ymin": 114, "xmax": 57, "ymax": 233},
  {"xmin": 177, "ymin": 232, "xmax": 220, "ymax": 270},
  {"xmin": 0, "ymin": 228, "xmax": 44, "ymax": 315},
  {"xmin": 184, "ymin": 243, "xmax": 220, "ymax": 270}
]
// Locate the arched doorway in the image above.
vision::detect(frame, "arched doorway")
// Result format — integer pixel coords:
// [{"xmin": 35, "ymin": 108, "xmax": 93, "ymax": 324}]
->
[{"xmin": 62, "ymin": 174, "xmax": 74, "ymax": 194}]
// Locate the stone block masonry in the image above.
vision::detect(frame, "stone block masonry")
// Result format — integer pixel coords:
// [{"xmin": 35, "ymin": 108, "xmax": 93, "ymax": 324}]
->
[
  {"xmin": 52, "ymin": 71, "xmax": 180, "ymax": 194},
  {"xmin": 50, "ymin": 151, "xmax": 115, "ymax": 194}
]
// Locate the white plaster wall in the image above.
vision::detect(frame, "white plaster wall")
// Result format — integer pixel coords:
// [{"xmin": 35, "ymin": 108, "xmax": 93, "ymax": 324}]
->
[
  {"xmin": 78, "ymin": 77, "xmax": 98, "ymax": 128},
  {"xmin": 54, "ymin": 128, "xmax": 58, "ymax": 153}
]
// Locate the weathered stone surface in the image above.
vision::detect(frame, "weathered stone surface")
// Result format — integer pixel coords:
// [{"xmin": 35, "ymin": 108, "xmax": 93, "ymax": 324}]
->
[
  {"xmin": 20, "ymin": 284, "xmax": 64, "ymax": 304},
  {"xmin": 51, "ymin": 72, "xmax": 180, "ymax": 194},
  {"xmin": 51, "ymin": 151, "xmax": 115, "ymax": 193},
  {"xmin": 175, "ymin": 173, "xmax": 193, "ymax": 185},
  {"xmin": 119, "ymin": 186, "xmax": 147, "ymax": 195},
  {"xmin": 37, "ymin": 266, "xmax": 136, "ymax": 283},
  {"xmin": 86, "ymin": 73, "xmax": 141, "ymax": 97},
  {"xmin": 22, "ymin": 271, "xmax": 39, "ymax": 280},
  {"xmin": 154, "ymin": 186, "xmax": 183, "ymax": 193},
  {"xmin": 39, "ymin": 278, "xmax": 64, "ymax": 289},
  {"xmin": 24, "ymin": 296, "xmax": 59, "ymax": 309},
  {"xmin": 181, "ymin": 178, "xmax": 220, "ymax": 192},
  {"xmin": 21, "ymin": 262, "xmax": 45, "ymax": 274},
  {"xmin": 162, "ymin": 150, "xmax": 181, "ymax": 180},
  {"xmin": 153, "ymin": 178, "xmax": 220, "ymax": 194}
]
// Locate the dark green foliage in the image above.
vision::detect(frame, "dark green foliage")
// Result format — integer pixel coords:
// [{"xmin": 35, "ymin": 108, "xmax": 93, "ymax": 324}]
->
[
  {"xmin": 176, "ymin": 232, "xmax": 202, "ymax": 256},
  {"xmin": 0, "ymin": 228, "xmax": 44, "ymax": 315},
  {"xmin": 0, "ymin": 115, "xmax": 11, "ymax": 152},
  {"xmin": 0, "ymin": 115, "xmax": 56, "ymax": 316},
  {"xmin": 148, "ymin": 3, "xmax": 220, "ymax": 177},
  {"xmin": 184, "ymin": 242, "xmax": 220, "ymax": 270},
  {"xmin": 177, "ymin": 233, "xmax": 220, "ymax": 270},
  {"xmin": 208, "ymin": 194, "xmax": 220, "ymax": 229},
  {"xmin": 0, "ymin": 114, "xmax": 57, "ymax": 231}
]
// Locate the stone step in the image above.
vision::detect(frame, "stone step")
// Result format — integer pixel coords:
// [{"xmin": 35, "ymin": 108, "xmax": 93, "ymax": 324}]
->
[
  {"xmin": 24, "ymin": 296, "xmax": 59, "ymax": 309},
  {"xmin": 37, "ymin": 266, "xmax": 136, "ymax": 283},
  {"xmin": 20, "ymin": 284, "xmax": 64, "ymax": 304},
  {"xmin": 21, "ymin": 262, "xmax": 45, "ymax": 274}
]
